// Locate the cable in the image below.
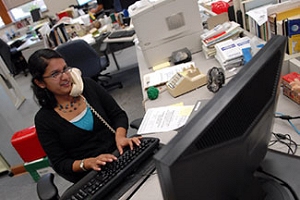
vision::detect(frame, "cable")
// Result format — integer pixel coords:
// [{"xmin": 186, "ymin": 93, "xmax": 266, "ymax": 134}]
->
[
  {"xmin": 256, "ymin": 167, "xmax": 299, "ymax": 200},
  {"xmin": 275, "ymin": 112, "xmax": 300, "ymax": 135},
  {"xmin": 269, "ymin": 132, "xmax": 299, "ymax": 155}
]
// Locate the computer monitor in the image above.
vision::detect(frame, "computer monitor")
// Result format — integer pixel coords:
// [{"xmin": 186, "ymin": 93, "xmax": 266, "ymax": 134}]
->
[
  {"xmin": 77, "ymin": 0, "xmax": 94, "ymax": 7},
  {"xmin": 154, "ymin": 35, "xmax": 289, "ymax": 200}
]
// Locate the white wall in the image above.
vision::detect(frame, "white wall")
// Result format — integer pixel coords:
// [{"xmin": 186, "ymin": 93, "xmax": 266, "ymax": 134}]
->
[{"xmin": 43, "ymin": 0, "xmax": 77, "ymax": 16}]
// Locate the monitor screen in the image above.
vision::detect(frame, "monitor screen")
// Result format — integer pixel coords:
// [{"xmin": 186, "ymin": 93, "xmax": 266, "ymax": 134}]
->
[
  {"xmin": 77, "ymin": 0, "xmax": 93, "ymax": 7},
  {"xmin": 154, "ymin": 35, "xmax": 287, "ymax": 200}
]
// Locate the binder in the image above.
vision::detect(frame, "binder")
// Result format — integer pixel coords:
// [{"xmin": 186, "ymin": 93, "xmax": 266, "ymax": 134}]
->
[
  {"xmin": 286, "ymin": 17, "xmax": 300, "ymax": 54},
  {"xmin": 286, "ymin": 18, "xmax": 300, "ymax": 37},
  {"xmin": 274, "ymin": 7, "xmax": 300, "ymax": 21}
]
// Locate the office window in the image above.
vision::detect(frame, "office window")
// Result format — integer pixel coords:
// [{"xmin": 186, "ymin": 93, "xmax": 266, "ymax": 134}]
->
[
  {"xmin": 0, "ymin": 17, "xmax": 4, "ymax": 28},
  {"xmin": 9, "ymin": 0, "xmax": 47, "ymax": 22}
]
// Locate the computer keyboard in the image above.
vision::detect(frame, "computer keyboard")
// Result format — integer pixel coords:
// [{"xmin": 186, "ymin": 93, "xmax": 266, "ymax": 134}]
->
[
  {"xmin": 108, "ymin": 30, "xmax": 135, "ymax": 39},
  {"xmin": 60, "ymin": 137, "xmax": 160, "ymax": 200}
]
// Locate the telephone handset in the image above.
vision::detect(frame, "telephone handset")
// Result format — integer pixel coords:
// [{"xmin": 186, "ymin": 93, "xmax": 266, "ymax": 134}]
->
[
  {"xmin": 69, "ymin": 68, "xmax": 116, "ymax": 133},
  {"xmin": 70, "ymin": 68, "xmax": 84, "ymax": 97},
  {"xmin": 166, "ymin": 64, "xmax": 207, "ymax": 97}
]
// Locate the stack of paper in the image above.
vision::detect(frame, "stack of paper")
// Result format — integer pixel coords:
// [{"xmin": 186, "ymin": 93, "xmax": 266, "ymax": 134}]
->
[
  {"xmin": 214, "ymin": 39, "xmax": 243, "ymax": 70},
  {"xmin": 201, "ymin": 21, "xmax": 243, "ymax": 59},
  {"xmin": 137, "ymin": 105, "xmax": 194, "ymax": 135}
]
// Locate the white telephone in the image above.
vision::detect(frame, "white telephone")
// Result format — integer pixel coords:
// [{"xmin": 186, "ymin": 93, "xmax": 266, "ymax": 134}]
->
[
  {"xmin": 70, "ymin": 68, "xmax": 84, "ymax": 97},
  {"xmin": 166, "ymin": 64, "xmax": 207, "ymax": 97}
]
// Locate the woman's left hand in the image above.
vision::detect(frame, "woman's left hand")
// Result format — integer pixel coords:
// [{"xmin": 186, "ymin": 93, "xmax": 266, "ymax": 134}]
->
[{"xmin": 116, "ymin": 136, "xmax": 142, "ymax": 155}]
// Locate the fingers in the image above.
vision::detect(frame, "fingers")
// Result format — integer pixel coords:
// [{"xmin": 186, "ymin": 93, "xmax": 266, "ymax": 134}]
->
[
  {"xmin": 131, "ymin": 136, "xmax": 142, "ymax": 147},
  {"xmin": 117, "ymin": 136, "xmax": 142, "ymax": 154},
  {"xmin": 91, "ymin": 154, "xmax": 117, "ymax": 171},
  {"xmin": 117, "ymin": 145, "xmax": 123, "ymax": 155}
]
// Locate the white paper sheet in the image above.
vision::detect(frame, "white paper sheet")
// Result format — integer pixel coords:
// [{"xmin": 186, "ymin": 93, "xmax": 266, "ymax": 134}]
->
[{"xmin": 137, "ymin": 105, "xmax": 194, "ymax": 135}]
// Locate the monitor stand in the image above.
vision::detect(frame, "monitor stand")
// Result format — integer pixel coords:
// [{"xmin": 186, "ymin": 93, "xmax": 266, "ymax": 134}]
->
[{"xmin": 256, "ymin": 149, "xmax": 300, "ymax": 200}]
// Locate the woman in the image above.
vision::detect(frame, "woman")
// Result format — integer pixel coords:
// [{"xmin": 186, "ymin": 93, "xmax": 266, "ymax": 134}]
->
[{"xmin": 28, "ymin": 49, "xmax": 141, "ymax": 183}]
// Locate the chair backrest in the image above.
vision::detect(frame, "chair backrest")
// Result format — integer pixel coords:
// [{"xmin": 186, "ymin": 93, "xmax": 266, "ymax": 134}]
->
[
  {"xmin": 48, "ymin": 23, "xmax": 69, "ymax": 48},
  {"xmin": 0, "ymin": 38, "xmax": 14, "ymax": 73},
  {"xmin": 56, "ymin": 39, "xmax": 107, "ymax": 78}
]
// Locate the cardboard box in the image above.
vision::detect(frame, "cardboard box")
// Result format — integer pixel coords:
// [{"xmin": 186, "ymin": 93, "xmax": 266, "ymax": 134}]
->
[
  {"xmin": 282, "ymin": 72, "xmax": 300, "ymax": 105},
  {"xmin": 282, "ymin": 72, "xmax": 300, "ymax": 87},
  {"xmin": 24, "ymin": 157, "xmax": 55, "ymax": 182}
]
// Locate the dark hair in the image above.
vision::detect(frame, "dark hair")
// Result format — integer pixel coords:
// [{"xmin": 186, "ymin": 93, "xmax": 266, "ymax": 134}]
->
[{"xmin": 28, "ymin": 49, "xmax": 63, "ymax": 108}]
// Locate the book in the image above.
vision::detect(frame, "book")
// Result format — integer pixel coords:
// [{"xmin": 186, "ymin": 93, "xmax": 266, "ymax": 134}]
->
[
  {"xmin": 240, "ymin": 0, "xmax": 278, "ymax": 32},
  {"xmin": 268, "ymin": 13, "xmax": 277, "ymax": 37},
  {"xmin": 274, "ymin": 7, "xmax": 300, "ymax": 22},
  {"xmin": 201, "ymin": 21, "xmax": 242, "ymax": 47},
  {"xmin": 284, "ymin": 17, "xmax": 300, "ymax": 54},
  {"xmin": 234, "ymin": 36, "xmax": 251, "ymax": 50},
  {"xmin": 267, "ymin": 0, "xmax": 300, "ymax": 38},
  {"xmin": 214, "ymin": 39, "xmax": 243, "ymax": 63},
  {"xmin": 288, "ymin": 34, "xmax": 300, "ymax": 55},
  {"xmin": 286, "ymin": 18, "xmax": 300, "ymax": 37},
  {"xmin": 214, "ymin": 39, "xmax": 244, "ymax": 70}
]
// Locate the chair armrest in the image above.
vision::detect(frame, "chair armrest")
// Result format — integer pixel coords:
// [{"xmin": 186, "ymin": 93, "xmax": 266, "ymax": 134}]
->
[
  {"xmin": 130, "ymin": 118, "xmax": 143, "ymax": 130},
  {"xmin": 99, "ymin": 42, "xmax": 108, "ymax": 53},
  {"xmin": 37, "ymin": 173, "xmax": 59, "ymax": 200}
]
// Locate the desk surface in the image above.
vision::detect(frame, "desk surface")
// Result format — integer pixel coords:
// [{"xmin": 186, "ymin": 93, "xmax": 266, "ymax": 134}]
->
[
  {"xmin": 124, "ymin": 44, "xmax": 300, "ymax": 200},
  {"xmin": 136, "ymin": 45, "xmax": 238, "ymax": 110}
]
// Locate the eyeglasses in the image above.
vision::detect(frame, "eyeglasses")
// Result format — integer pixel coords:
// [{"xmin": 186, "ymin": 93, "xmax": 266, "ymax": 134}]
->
[{"xmin": 43, "ymin": 66, "xmax": 72, "ymax": 80}]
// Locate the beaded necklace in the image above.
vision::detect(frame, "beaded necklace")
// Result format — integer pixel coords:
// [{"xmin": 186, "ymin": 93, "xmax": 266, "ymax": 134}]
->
[{"xmin": 57, "ymin": 96, "xmax": 81, "ymax": 113}]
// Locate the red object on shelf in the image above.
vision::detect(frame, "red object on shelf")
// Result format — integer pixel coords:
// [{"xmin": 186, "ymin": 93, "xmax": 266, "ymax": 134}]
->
[
  {"xmin": 282, "ymin": 72, "xmax": 300, "ymax": 85},
  {"xmin": 11, "ymin": 126, "xmax": 46, "ymax": 162},
  {"xmin": 282, "ymin": 72, "xmax": 300, "ymax": 105},
  {"xmin": 211, "ymin": 1, "xmax": 230, "ymax": 14}
]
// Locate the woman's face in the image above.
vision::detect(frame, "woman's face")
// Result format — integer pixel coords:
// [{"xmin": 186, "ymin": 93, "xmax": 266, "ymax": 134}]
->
[{"xmin": 35, "ymin": 58, "xmax": 73, "ymax": 97}]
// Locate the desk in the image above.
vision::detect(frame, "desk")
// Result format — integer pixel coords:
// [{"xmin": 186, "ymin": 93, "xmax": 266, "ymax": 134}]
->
[
  {"xmin": 103, "ymin": 30, "xmax": 136, "ymax": 70},
  {"xmin": 73, "ymin": 29, "xmax": 136, "ymax": 71},
  {"xmin": 123, "ymin": 44, "xmax": 300, "ymax": 200},
  {"xmin": 136, "ymin": 44, "xmax": 238, "ymax": 110}
]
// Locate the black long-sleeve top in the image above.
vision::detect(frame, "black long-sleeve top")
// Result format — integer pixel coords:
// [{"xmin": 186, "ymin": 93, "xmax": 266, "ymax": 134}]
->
[{"xmin": 34, "ymin": 77, "xmax": 128, "ymax": 182}]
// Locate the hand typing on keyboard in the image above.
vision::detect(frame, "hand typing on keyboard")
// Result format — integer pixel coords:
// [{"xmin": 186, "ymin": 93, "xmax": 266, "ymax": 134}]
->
[
  {"xmin": 83, "ymin": 135, "xmax": 143, "ymax": 171},
  {"xmin": 84, "ymin": 154, "xmax": 117, "ymax": 171},
  {"xmin": 60, "ymin": 137, "xmax": 160, "ymax": 200},
  {"xmin": 116, "ymin": 135, "xmax": 143, "ymax": 154}
]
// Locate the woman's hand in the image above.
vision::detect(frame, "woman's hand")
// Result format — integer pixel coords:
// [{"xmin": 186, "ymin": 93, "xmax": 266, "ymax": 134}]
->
[
  {"xmin": 116, "ymin": 136, "xmax": 142, "ymax": 155},
  {"xmin": 84, "ymin": 154, "xmax": 117, "ymax": 171}
]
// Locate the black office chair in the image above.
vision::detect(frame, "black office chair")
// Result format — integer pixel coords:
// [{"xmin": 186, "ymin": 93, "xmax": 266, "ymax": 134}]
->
[
  {"xmin": 37, "ymin": 173, "xmax": 60, "ymax": 200},
  {"xmin": 48, "ymin": 23, "xmax": 70, "ymax": 48},
  {"xmin": 56, "ymin": 39, "xmax": 122, "ymax": 91},
  {"xmin": 0, "ymin": 38, "xmax": 28, "ymax": 76}
]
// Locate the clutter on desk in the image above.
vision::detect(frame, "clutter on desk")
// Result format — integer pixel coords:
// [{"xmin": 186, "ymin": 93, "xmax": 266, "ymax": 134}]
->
[
  {"xmin": 201, "ymin": 21, "xmax": 243, "ymax": 59},
  {"xmin": 282, "ymin": 72, "xmax": 300, "ymax": 105},
  {"xmin": 170, "ymin": 48, "xmax": 192, "ymax": 65},
  {"xmin": 207, "ymin": 66, "xmax": 225, "ymax": 93},
  {"xmin": 143, "ymin": 61, "xmax": 196, "ymax": 89},
  {"xmin": 214, "ymin": 38, "xmax": 244, "ymax": 70},
  {"xmin": 166, "ymin": 64, "xmax": 207, "ymax": 98},
  {"xmin": 147, "ymin": 86, "xmax": 159, "ymax": 100}
]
